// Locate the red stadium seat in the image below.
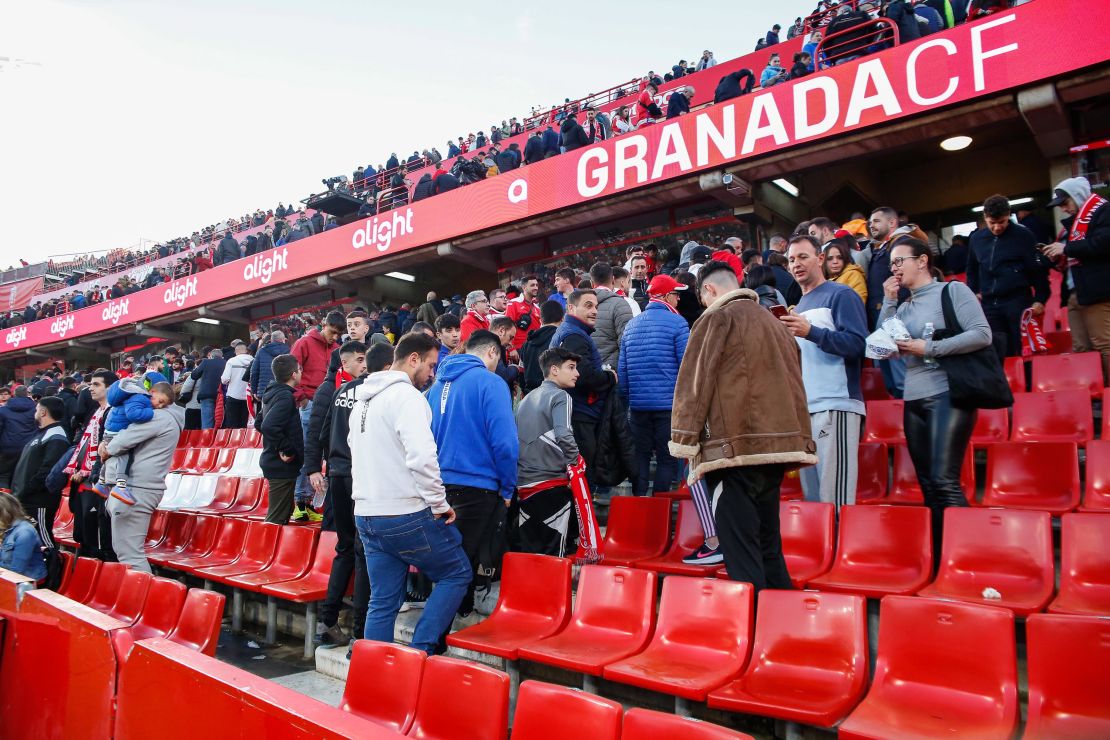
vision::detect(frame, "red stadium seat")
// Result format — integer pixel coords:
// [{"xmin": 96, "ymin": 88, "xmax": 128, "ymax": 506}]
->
[
  {"xmin": 260, "ymin": 530, "xmax": 339, "ymax": 603},
  {"xmin": 855, "ymin": 443, "xmax": 888, "ymax": 503},
  {"xmin": 143, "ymin": 509, "xmax": 168, "ymax": 549},
  {"xmin": 778, "ymin": 501, "xmax": 834, "ymax": 588},
  {"xmin": 600, "ymin": 496, "xmax": 671, "ymax": 566},
  {"xmin": 517, "ymin": 565, "xmax": 656, "ymax": 675},
  {"xmin": 191, "ymin": 429, "xmax": 215, "ymax": 448},
  {"xmin": 634, "ymin": 500, "xmax": 716, "ymax": 576},
  {"xmin": 149, "ymin": 514, "xmax": 219, "ymax": 567},
  {"xmin": 1031, "ymin": 351, "xmax": 1103, "ymax": 398},
  {"xmin": 166, "ymin": 517, "xmax": 249, "ymax": 573},
  {"xmin": 653, "ymin": 480, "xmax": 691, "ymax": 501},
  {"xmin": 241, "ymin": 429, "xmax": 262, "ymax": 448},
  {"xmin": 511, "ymin": 681, "xmax": 622, "ymax": 740},
  {"xmin": 222, "ymin": 477, "xmax": 267, "ymax": 517},
  {"xmin": 708, "ymin": 590, "xmax": 868, "ymax": 727},
  {"xmin": 1082, "ymin": 439, "xmax": 1110, "ymax": 512},
  {"xmin": 880, "ymin": 445, "xmax": 973, "ymax": 505},
  {"xmin": 144, "ymin": 512, "xmax": 196, "ymax": 561},
  {"xmin": 1047, "ymin": 513, "xmax": 1110, "ymax": 615},
  {"xmin": 862, "ymin": 400, "xmax": 905, "ymax": 445},
  {"xmin": 1044, "ymin": 329, "xmax": 1072, "ymax": 354},
  {"xmin": 603, "ymin": 577, "xmax": 753, "ymax": 700},
  {"xmin": 808, "ymin": 505, "xmax": 932, "ymax": 597},
  {"xmin": 227, "ymin": 428, "xmax": 248, "ymax": 448},
  {"xmin": 622, "ymin": 708, "xmax": 753, "ymax": 739},
  {"xmin": 839, "ymin": 596, "xmax": 1018, "ymax": 740},
  {"xmin": 222, "ymin": 526, "xmax": 317, "ymax": 590},
  {"xmin": 860, "ymin": 367, "xmax": 891, "ymax": 402},
  {"xmin": 85, "ymin": 561, "xmax": 128, "ymax": 611},
  {"xmin": 165, "ymin": 589, "xmax": 225, "ymax": 656},
  {"xmin": 206, "ymin": 449, "xmax": 238, "ymax": 476},
  {"xmin": 917, "ymin": 508, "xmax": 1055, "ymax": 616},
  {"xmin": 169, "ymin": 448, "xmax": 190, "ymax": 472},
  {"xmin": 779, "ymin": 468, "xmax": 803, "ymax": 501},
  {"xmin": 1010, "ymin": 390, "xmax": 1093, "ymax": 446},
  {"xmin": 1002, "ymin": 356, "xmax": 1026, "ymax": 394},
  {"xmin": 57, "ymin": 556, "xmax": 100, "ymax": 603},
  {"xmin": 178, "ymin": 429, "xmax": 195, "ymax": 447},
  {"xmin": 129, "ymin": 577, "xmax": 187, "ymax": 640},
  {"xmin": 106, "ymin": 569, "xmax": 152, "ymax": 625},
  {"xmin": 447, "ymin": 553, "xmax": 572, "ymax": 660},
  {"xmin": 1024, "ymin": 614, "xmax": 1110, "ymax": 738},
  {"xmin": 981, "ymin": 441, "xmax": 1080, "ymax": 513},
  {"xmin": 188, "ymin": 475, "xmax": 239, "ymax": 513},
  {"xmin": 970, "ymin": 407, "xmax": 1009, "ymax": 447},
  {"xmin": 340, "ymin": 641, "xmax": 425, "ymax": 733},
  {"xmin": 212, "ymin": 429, "xmax": 234, "ymax": 448},
  {"xmin": 408, "ymin": 656, "xmax": 509, "ymax": 740},
  {"xmin": 182, "ymin": 448, "xmax": 218, "ymax": 474},
  {"xmin": 193, "ymin": 522, "xmax": 280, "ymax": 582}
]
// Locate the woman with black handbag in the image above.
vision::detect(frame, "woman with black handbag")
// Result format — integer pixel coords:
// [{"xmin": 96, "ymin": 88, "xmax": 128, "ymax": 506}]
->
[{"xmin": 880, "ymin": 237, "xmax": 994, "ymax": 560}]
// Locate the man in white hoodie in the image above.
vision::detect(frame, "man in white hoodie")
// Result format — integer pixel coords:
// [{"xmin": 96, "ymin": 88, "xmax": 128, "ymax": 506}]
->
[
  {"xmin": 349, "ymin": 332, "xmax": 471, "ymax": 654},
  {"xmin": 220, "ymin": 340, "xmax": 254, "ymax": 429}
]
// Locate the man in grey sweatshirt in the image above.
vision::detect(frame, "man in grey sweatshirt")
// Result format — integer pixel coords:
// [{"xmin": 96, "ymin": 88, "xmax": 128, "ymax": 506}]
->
[{"xmin": 101, "ymin": 384, "xmax": 185, "ymax": 573}]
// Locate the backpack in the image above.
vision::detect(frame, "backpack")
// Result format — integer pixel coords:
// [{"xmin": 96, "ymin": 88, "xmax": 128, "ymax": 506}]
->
[{"xmin": 42, "ymin": 545, "xmax": 64, "ymax": 591}]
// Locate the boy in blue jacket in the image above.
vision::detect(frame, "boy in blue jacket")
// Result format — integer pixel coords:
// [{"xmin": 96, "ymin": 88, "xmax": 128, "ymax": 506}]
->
[
  {"xmin": 426, "ymin": 330, "xmax": 518, "ymax": 618},
  {"xmin": 92, "ymin": 371, "xmax": 172, "ymax": 505}
]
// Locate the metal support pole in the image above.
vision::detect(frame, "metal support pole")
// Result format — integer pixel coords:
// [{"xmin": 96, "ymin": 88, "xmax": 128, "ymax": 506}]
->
[
  {"xmin": 582, "ymin": 674, "xmax": 600, "ymax": 693},
  {"xmin": 265, "ymin": 596, "xmax": 277, "ymax": 645},
  {"xmin": 506, "ymin": 659, "xmax": 521, "ymax": 727},
  {"xmin": 675, "ymin": 696, "xmax": 692, "ymax": 717},
  {"xmin": 305, "ymin": 603, "xmax": 317, "ymax": 660},
  {"xmin": 232, "ymin": 589, "xmax": 243, "ymax": 632}
]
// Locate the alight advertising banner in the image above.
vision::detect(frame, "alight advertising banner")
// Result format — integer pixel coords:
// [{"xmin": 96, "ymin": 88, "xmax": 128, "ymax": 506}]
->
[{"xmin": 4, "ymin": 1, "xmax": 1109, "ymax": 357}]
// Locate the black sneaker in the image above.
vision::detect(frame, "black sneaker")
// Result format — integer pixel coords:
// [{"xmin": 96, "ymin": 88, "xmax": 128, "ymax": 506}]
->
[{"xmin": 682, "ymin": 543, "xmax": 724, "ymax": 566}]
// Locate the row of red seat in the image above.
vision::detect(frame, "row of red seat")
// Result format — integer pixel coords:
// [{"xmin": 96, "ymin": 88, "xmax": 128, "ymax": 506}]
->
[
  {"xmin": 178, "ymin": 427, "xmax": 262, "ymax": 449},
  {"xmin": 55, "ymin": 554, "xmax": 224, "ymax": 655},
  {"xmin": 448, "ymin": 554, "xmax": 1110, "ymax": 736},
  {"xmin": 597, "ymin": 498, "xmax": 1108, "ymax": 616}
]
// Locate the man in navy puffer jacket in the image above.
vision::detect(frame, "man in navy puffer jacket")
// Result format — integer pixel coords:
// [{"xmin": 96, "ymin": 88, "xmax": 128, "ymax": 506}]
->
[
  {"xmin": 618, "ymin": 275, "xmax": 689, "ymax": 496},
  {"xmin": 0, "ymin": 386, "xmax": 39, "ymax": 489}
]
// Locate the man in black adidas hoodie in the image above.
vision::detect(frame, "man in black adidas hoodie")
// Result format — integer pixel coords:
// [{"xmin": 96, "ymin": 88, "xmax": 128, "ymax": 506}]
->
[{"xmin": 311, "ymin": 342, "xmax": 393, "ymax": 646}]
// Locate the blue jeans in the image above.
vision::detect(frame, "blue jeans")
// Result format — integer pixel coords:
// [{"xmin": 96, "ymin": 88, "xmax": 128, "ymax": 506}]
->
[
  {"xmin": 356, "ymin": 508, "xmax": 472, "ymax": 654},
  {"xmin": 200, "ymin": 399, "xmax": 217, "ymax": 430},
  {"xmin": 630, "ymin": 409, "xmax": 678, "ymax": 496},
  {"xmin": 294, "ymin": 400, "xmax": 313, "ymax": 504}
]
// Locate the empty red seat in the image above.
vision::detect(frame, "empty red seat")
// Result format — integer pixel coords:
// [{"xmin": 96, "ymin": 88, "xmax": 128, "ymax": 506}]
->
[
  {"xmin": 981, "ymin": 441, "xmax": 1079, "ymax": 513},
  {"xmin": 808, "ymin": 505, "xmax": 931, "ymax": 597},
  {"xmin": 634, "ymin": 500, "xmax": 716, "ymax": 576},
  {"xmin": 1010, "ymin": 390, "xmax": 1093, "ymax": 446},
  {"xmin": 260, "ymin": 530, "xmax": 339, "ymax": 603},
  {"xmin": 1083, "ymin": 439, "xmax": 1110, "ymax": 512},
  {"xmin": 58, "ymin": 556, "xmax": 100, "ymax": 602},
  {"xmin": 600, "ymin": 496, "xmax": 670, "ymax": 566},
  {"xmin": 165, "ymin": 589, "xmax": 225, "ymax": 656},
  {"xmin": 518, "ymin": 565, "xmax": 656, "ymax": 675},
  {"xmin": 221, "ymin": 526, "xmax": 317, "ymax": 590},
  {"xmin": 917, "ymin": 508, "xmax": 1055, "ymax": 616},
  {"xmin": 205, "ymin": 449, "xmax": 238, "ymax": 476},
  {"xmin": 970, "ymin": 407, "xmax": 1009, "ymax": 447},
  {"xmin": 143, "ymin": 510, "xmax": 168, "ymax": 550},
  {"xmin": 1002, "ymin": 356, "xmax": 1026, "ymax": 394},
  {"xmin": 1047, "ymin": 513, "xmax": 1110, "ymax": 615},
  {"xmin": 221, "ymin": 477, "xmax": 267, "ymax": 517},
  {"xmin": 129, "ymin": 577, "xmax": 187, "ymax": 640},
  {"xmin": 169, "ymin": 448, "xmax": 190, "ymax": 472},
  {"xmin": 860, "ymin": 367, "xmax": 891, "ymax": 402},
  {"xmin": 192, "ymin": 429, "xmax": 216, "ymax": 447},
  {"xmin": 407, "ymin": 656, "xmax": 509, "ymax": 740},
  {"xmin": 877, "ymin": 445, "xmax": 973, "ymax": 505},
  {"xmin": 212, "ymin": 429, "xmax": 234, "ymax": 448},
  {"xmin": 106, "ymin": 569, "xmax": 153, "ymax": 625},
  {"xmin": 511, "ymin": 681, "xmax": 622, "ymax": 740},
  {"xmin": 226, "ymin": 428, "xmax": 248, "ymax": 448},
  {"xmin": 653, "ymin": 480, "xmax": 691, "ymax": 501},
  {"xmin": 182, "ymin": 448, "xmax": 218, "ymax": 474},
  {"xmin": 447, "ymin": 553, "xmax": 572, "ymax": 660},
  {"xmin": 149, "ymin": 514, "xmax": 219, "ymax": 567},
  {"xmin": 241, "ymin": 429, "xmax": 262, "ymax": 448},
  {"xmin": 178, "ymin": 429, "xmax": 195, "ymax": 447},
  {"xmin": 839, "ymin": 596, "xmax": 1018, "ymax": 740},
  {"xmin": 193, "ymin": 521, "xmax": 280, "ymax": 582},
  {"xmin": 708, "ymin": 590, "xmax": 868, "ymax": 727},
  {"xmin": 862, "ymin": 400, "xmax": 904, "ymax": 445},
  {"xmin": 855, "ymin": 443, "xmax": 888, "ymax": 503},
  {"xmin": 622, "ymin": 708, "xmax": 753, "ymax": 739},
  {"xmin": 1044, "ymin": 329, "xmax": 1072, "ymax": 354},
  {"xmin": 779, "ymin": 468, "xmax": 803, "ymax": 501},
  {"xmin": 188, "ymin": 475, "xmax": 239, "ymax": 513},
  {"xmin": 145, "ymin": 512, "xmax": 195, "ymax": 560},
  {"xmin": 166, "ymin": 517, "xmax": 249, "ymax": 573},
  {"xmin": 604, "ymin": 577, "xmax": 753, "ymax": 700},
  {"xmin": 340, "ymin": 641, "xmax": 425, "ymax": 733},
  {"xmin": 778, "ymin": 501, "xmax": 834, "ymax": 588},
  {"xmin": 85, "ymin": 561, "xmax": 127, "ymax": 611},
  {"xmin": 1031, "ymin": 351, "xmax": 1103, "ymax": 398},
  {"xmin": 1024, "ymin": 614, "xmax": 1110, "ymax": 738}
]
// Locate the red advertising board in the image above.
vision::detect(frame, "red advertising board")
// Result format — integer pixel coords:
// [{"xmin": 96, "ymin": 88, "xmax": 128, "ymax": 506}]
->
[
  {"xmin": 0, "ymin": 277, "xmax": 45, "ymax": 313},
  {"xmin": 4, "ymin": 2, "xmax": 1109, "ymax": 357}
]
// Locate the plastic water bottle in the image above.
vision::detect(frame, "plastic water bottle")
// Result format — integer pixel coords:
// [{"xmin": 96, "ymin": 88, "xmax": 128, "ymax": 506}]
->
[
  {"xmin": 922, "ymin": 322, "xmax": 937, "ymax": 367},
  {"xmin": 311, "ymin": 477, "xmax": 328, "ymax": 510}
]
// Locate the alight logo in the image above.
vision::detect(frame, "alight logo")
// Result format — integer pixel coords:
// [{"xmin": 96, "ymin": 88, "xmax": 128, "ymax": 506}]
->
[
  {"xmin": 4, "ymin": 326, "xmax": 27, "ymax": 349},
  {"xmin": 101, "ymin": 298, "xmax": 130, "ymax": 325},
  {"xmin": 164, "ymin": 276, "xmax": 199, "ymax": 308},
  {"xmin": 50, "ymin": 313, "xmax": 76, "ymax": 339},
  {"xmin": 242, "ymin": 248, "xmax": 289, "ymax": 285},
  {"xmin": 351, "ymin": 208, "xmax": 414, "ymax": 253}
]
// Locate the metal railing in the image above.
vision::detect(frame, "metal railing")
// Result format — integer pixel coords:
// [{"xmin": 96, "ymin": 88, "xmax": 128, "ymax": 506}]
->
[{"xmin": 815, "ymin": 16, "xmax": 898, "ymax": 69}]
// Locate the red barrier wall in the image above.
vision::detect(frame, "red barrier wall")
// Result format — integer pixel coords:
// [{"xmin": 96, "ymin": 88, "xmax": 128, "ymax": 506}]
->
[{"xmin": 0, "ymin": 568, "xmax": 33, "ymax": 614}]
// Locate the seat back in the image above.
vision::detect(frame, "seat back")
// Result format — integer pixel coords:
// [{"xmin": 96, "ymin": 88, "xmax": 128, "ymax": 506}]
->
[
  {"xmin": 855, "ymin": 443, "xmax": 888, "ymax": 502},
  {"xmin": 935, "ymin": 507, "xmax": 1054, "ymax": 596},
  {"xmin": 871, "ymin": 596, "xmax": 1017, "ymax": 725},
  {"xmin": 144, "ymin": 509, "xmax": 169, "ymax": 549},
  {"xmin": 982, "ymin": 441, "xmax": 1080, "ymax": 512},
  {"xmin": 199, "ymin": 517, "xmax": 250, "ymax": 562},
  {"xmin": 175, "ymin": 514, "xmax": 221, "ymax": 558},
  {"xmin": 227, "ymin": 428, "xmax": 247, "ymax": 448},
  {"xmin": 190, "ymin": 448, "xmax": 218, "ymax": 473},
  {"xmin": 863, "ymin": 400, "xmax": 905, "ymax": 445},
  {"xmin": 622, "ymin": 707, "xmax": 751, "ymax": 739},
  {"xmin": 831, "ymin": 505, "xmax": 931, "ymax": 575},
  {"xmin": 1026, "ymin": 614, "xmax": 1110, "ymax": 737},
  {"xmin": 242, "ymin": 429, "xmax": 262, "ymax": 448},
  {"xmin": 178, "ymin": 429, "xmax": 195, "ymax": 447},
  {"xmin": 1031, "ymin": 352, "xmax": 1103, "ymax": 398},
  {"xmin": 1011, "ymin": 390, "xmax": 1093, "ymax": 444},
  {"xmin": 207, "ymin": 476, "xmax": 240, "ymax": 509},
  {"xmin": 1002, "ymin": 356, "xmax": 1026, "ymax": 394},
  {"xmin": 189, "ymin": 476, "xmax": 219, "ymax": 508},
  {"xmin": 666, "ymin": 500, "xmax": 709, "ymax": 554},
  {"xmin": 494, "ymin": 553, "xmax": 573, "ymax": 631},
  {"xmin": 304, "ymin": 530, "xmax": 339, "ymax": 579},
  {"xmin": 653, "ymin": 577, "xmax": 752, "ymax": 662},
  {"xmin": 165, "ymin": 589, "xmax": 225, "ymax": 656},
  {"xmin": 1082, "ymin": 439, "xmax": 1110, "ymax": 511},
  {"xmin": 212, "ymin": 429, "xmax": 233, "ymax": 447},
  {"xmin": 779, "ymin": 501, "xmax": 834, "ymax": 585},
  {"xmin": 890, "ymin": 444, "xmax": 974, "ymax": 504},
  {"xmin": 59, "ymin": 556, "xmax": 101, "ymax": 602},
  {"xmin": 1057, "ymin": 513, "xmax": 1110, "ymax": 610},
  {"xmin": 971, "ymin": 407, "xmax": 1009, "ymax": 446},
  {"xmin": 340, "ymin": 641, "xmax": 426, "ymax": 733},
  {"xmin": 860, "ymin": 367, "xmax": 891, "ymax": 401},
  {"xmin": 238, "ymin": 521, "xmax": 281, "ymax": 567},
  {"xmin": 572, "ymin": 565, "xmax": 656, "ymax": 637},
  {"xmin": 210, "ymin": 448, "xmax": 237, "ymax": 474},
  {"xmin": 192, "ymin": 429, "xmax": 215, "ymax": 447},
  {"xmin": 408, "ymin": 656, "xmax": 509, "ymax": 740},
  {"xmin": 176, "ymin": 448, "xmax": 199, "ymax": 473},
  {"xmin": 108, "ymin": 570, "xmax": 153, "ymax": 624},
  {"xmin": 130, "ymin": 577, "xmax": 187, "ymax": 640},
  {"xmin": 86, "ymin": 561, "xmax": 128, "ymax": 611},
  {"xmin": 165, "ymin": 476, "xmax": 200, "ymax": 510},
  {"xmin": 601, "ymin": 496, "xmax": 671, "ymax": 562},
  {"xmin": 263, "ymin": 526, "xmax": 318, "ymax": 579},
  {"xmin": 157, "ymin": 512, "xmax": 195, "ymax": 551},
  {"xmin": 226, "ymin": 476, "xmax": 264, "ymax": 513},
  {"xmin": 511, "ymin": 681, "xmax": 622, "ymax": 740}
]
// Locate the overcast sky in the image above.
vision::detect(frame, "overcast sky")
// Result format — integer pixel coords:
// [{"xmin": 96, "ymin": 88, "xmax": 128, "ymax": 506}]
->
[{"xmin": 0, "ymin": 0, "xmax": 815, "ymax": 266}]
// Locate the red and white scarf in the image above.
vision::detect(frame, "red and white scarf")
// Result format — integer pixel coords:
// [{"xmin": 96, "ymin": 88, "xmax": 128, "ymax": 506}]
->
[
  {"xmin": 1066, "ymin": 193, "xmax": 1108, "ymax": 268},
  {"xmin": 648, "ymin": 297, "xmax": 680, "ymax": 314}
]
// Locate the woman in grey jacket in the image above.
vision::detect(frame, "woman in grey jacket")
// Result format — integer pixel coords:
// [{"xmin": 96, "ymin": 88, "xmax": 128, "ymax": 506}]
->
[{"xmin": 879, "ymin": 237, "xmax": 992, "ymax": 558}]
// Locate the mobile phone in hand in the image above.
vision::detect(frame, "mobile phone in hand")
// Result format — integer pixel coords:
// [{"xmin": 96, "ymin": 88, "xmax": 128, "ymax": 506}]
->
[{"xmin": 769, "ymin": 305, "xmax": 789, "ymax": 318}]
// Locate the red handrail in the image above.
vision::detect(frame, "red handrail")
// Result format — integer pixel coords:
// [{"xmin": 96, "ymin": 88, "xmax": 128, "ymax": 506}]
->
[
  {"xmin": 804, "ymin": 1, "xmax": 861, "ymax": 34},
  {"xmin": 522, "ymin": 77, "xmax": 640, "ymax": 131},
  {"xmin": 815, "ymin": 16, "xmax": 898, "ymax": 69}
]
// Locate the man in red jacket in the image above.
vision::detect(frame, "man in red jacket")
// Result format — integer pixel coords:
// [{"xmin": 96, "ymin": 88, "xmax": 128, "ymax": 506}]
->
[
  {"xmin": 504, "ymin": 275, "xmax": 542, "ymax": 355},
  {"xmin": 287, "ymin": 311, "xmax": 343, "ymax": 521}
]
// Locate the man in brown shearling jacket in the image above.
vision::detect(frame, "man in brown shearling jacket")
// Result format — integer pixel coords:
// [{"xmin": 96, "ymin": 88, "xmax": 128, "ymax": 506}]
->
[{"xmin": 669, "ymin": 261, "xmax": 817, "ymax": 590}]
